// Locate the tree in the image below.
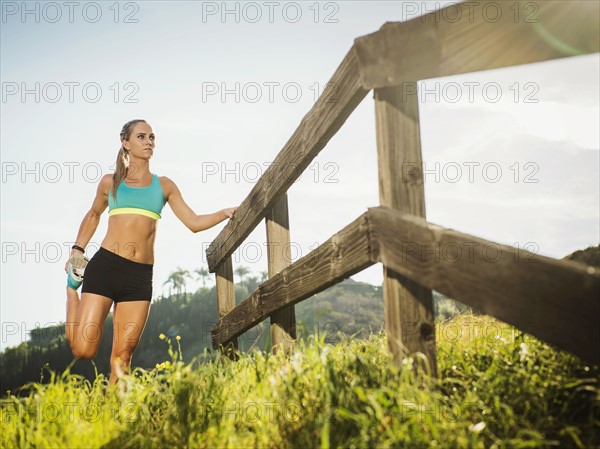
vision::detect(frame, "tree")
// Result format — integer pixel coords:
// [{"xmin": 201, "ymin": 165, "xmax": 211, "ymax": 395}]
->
[
  {"xmin": 260, "ymin": 271, "xmax": 268, "ymax": 282},
  {"xmin": 175, "ymin": 267, "xmax": 192, "ymax": 299},
  {"xmin": 195, "ymin": 267, "xmax": 211, "ymax": 288},
  {"xmin": 163, "ymin": 276, "xmax": 174, "ymax": 298},
  {"xmin": 163, "ymin": 267, "xmax": 192, "ymax": 300},
  {"xmin": 245, "ymin": 275, "xmax": 259, "ymax": 292},
  {"xmin": 234, "ymin": 266, "xmax": 251, "ymax": 284}
]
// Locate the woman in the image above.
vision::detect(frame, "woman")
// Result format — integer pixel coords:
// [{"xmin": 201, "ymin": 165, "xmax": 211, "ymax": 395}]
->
[{"xmin": 64, "ymin": 119, "xmax": 237, "ymax": 387}]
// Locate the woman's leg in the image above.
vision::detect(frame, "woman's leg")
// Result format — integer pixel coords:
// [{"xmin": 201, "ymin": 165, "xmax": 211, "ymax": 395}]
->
[
  {"xmin": 69, "ymin": 292, "xmax": 113, "ymax": 359},
  {"xmin": 65, "ymin": 287, "xmax": 80, "ymax": 349},
  {"xmin": 109, "ymin": 300, "xmax": 151, "ymax": 386}
]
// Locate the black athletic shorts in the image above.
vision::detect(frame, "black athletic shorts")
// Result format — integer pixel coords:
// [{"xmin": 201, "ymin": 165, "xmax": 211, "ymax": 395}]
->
[{"xmin": 81, "ymin": 247, "xmax": 153, "ymax": 302}]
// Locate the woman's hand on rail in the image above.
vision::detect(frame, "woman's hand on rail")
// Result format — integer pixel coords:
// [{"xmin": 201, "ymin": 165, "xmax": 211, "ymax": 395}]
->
[{"xmin": 222, "ymin": 207, "xmax": 237, "ymax": 219}]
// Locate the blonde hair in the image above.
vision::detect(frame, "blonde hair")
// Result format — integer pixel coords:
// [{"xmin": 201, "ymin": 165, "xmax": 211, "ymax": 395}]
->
[{"xmin": 111, "ymin": 119, "xmax": 147, "ymax": 201}]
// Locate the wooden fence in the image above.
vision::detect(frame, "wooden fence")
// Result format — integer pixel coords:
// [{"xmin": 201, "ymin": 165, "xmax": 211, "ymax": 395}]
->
[{"xmin": 206, "ymin": 0, "xmax": 600, "ymax": 374}]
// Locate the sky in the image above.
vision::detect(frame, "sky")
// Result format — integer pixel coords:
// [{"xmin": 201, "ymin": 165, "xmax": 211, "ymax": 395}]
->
[{"xmin": 1, "ymin": 1, "xmax": 598, "ymax": 351}]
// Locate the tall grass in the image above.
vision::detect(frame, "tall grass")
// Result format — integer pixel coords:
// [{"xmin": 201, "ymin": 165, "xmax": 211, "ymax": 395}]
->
[{"xmin": 1, "ymin": 314, "xmax": 598, "ymax": 448}]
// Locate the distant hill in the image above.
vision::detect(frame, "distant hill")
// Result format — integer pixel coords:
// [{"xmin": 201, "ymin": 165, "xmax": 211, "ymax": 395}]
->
[{"xmin": 563, "ymin": 245, "xmax": 600, "ymax": 267}]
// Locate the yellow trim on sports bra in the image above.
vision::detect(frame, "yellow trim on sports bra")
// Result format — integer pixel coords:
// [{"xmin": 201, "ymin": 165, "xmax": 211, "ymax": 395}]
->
[{"xmin": 109, "ymin": 208, "xmax": 161, "ymax": 220}]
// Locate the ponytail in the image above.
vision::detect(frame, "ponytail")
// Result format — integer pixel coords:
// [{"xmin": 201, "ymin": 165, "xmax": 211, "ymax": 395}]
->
[{"xmin": 111, "ymin": 119, "xmax": 146, "ymax": 202}]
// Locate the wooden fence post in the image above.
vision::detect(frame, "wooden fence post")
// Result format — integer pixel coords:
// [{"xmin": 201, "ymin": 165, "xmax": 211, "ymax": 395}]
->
[
  {"xmin": 215, "ymin": 256, "xmax": 238, "ymax": 358},
  {"xmin": 266, "ymin": 194, "xmax": 297, "ymax": 354},
  {"xmin": 374, "ymin": 84, "xmax": 437, "ymax": 376}
]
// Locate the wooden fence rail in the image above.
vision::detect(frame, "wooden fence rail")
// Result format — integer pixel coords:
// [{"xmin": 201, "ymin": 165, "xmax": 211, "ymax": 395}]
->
[
  {"xmin": 207, "ymin": 1, "xmax": 600, "ymax": 371},
  {"xmin": 211, "ymin": 207, "xmax": 600, "ymax": 364}
]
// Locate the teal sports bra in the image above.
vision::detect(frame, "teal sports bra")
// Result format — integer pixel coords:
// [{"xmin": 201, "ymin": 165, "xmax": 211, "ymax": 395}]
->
[{"xmin": 108, "ymin": 173, "xmax": 166, "ymax": 220}]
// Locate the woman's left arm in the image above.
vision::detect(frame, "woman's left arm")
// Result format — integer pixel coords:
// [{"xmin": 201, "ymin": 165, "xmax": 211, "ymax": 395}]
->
[{"xmin": 162, "ymin": 176, "xmax": 237, "ymax": 233}]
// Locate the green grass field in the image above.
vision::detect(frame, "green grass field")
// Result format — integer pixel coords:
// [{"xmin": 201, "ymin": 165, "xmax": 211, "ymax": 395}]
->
[{"xmin": 1, "ymin": 314, "xmax": 598, "ymax": 449}]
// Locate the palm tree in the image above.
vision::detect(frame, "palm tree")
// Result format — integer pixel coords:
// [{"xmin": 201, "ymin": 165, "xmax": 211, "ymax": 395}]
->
[
  {"xmin": 164, "ymin": 267, "xmax": 192, "ymax": 299},
  {"xmin": 245, "ymin": 275, "xmax": 259, "ymax": 292},
  {"xmin": 163, "ymin": 275, "xmax": 175, "ymax": 298},
  {"xmin": 195, "ymin": 267, "xmax": 211, "ymax": 288},
  {"xmin": 176, "ymin": 267, "xmax": 192, "ymax": 299},
  {"xmin": 234, "ymin": 266, "xmax": 251, "ymax": 285}
]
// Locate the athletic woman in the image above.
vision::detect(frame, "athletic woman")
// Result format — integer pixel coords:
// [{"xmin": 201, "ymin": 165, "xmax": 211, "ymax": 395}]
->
[{"xmin": 64, "ymin": 119, "xmax": 237, "ymax": 386}]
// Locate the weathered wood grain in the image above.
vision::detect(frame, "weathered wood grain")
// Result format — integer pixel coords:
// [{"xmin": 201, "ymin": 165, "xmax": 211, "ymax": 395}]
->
[
  {"xmin": 215, "ymin": 257, "xmax": 238, "ymax": 354},
  {"xmin": 374, "ymin": 85, "xmax": 437, "ymax": 375},
  {"xmin": 368, "ymin": 206, "xmax": 600, "ymax": 364},
  {"xmin": 354, "ymin": 1, "xmax": 600, "ymax": 89},
  {"xmin": 265, "ymin": 194, "xmax": 296, "ymax": 354}
]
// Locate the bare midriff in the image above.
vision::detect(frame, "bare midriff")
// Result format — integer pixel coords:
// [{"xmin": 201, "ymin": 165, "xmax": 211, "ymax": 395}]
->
[{"xmin": 101, "ymin": 214, "xmax": 158, "ymax": 264}]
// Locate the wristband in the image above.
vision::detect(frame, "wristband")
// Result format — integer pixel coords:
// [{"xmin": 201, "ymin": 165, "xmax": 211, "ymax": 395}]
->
[{"xmin": 72, "ymin": 244, "xmax": 85, "ymax": 253}]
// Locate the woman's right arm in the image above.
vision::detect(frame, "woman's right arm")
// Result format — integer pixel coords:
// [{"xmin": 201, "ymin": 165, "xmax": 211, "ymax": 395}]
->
[{"xmin": 64, "ymin": 174, "xmax": 112, "ymax": 272}]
